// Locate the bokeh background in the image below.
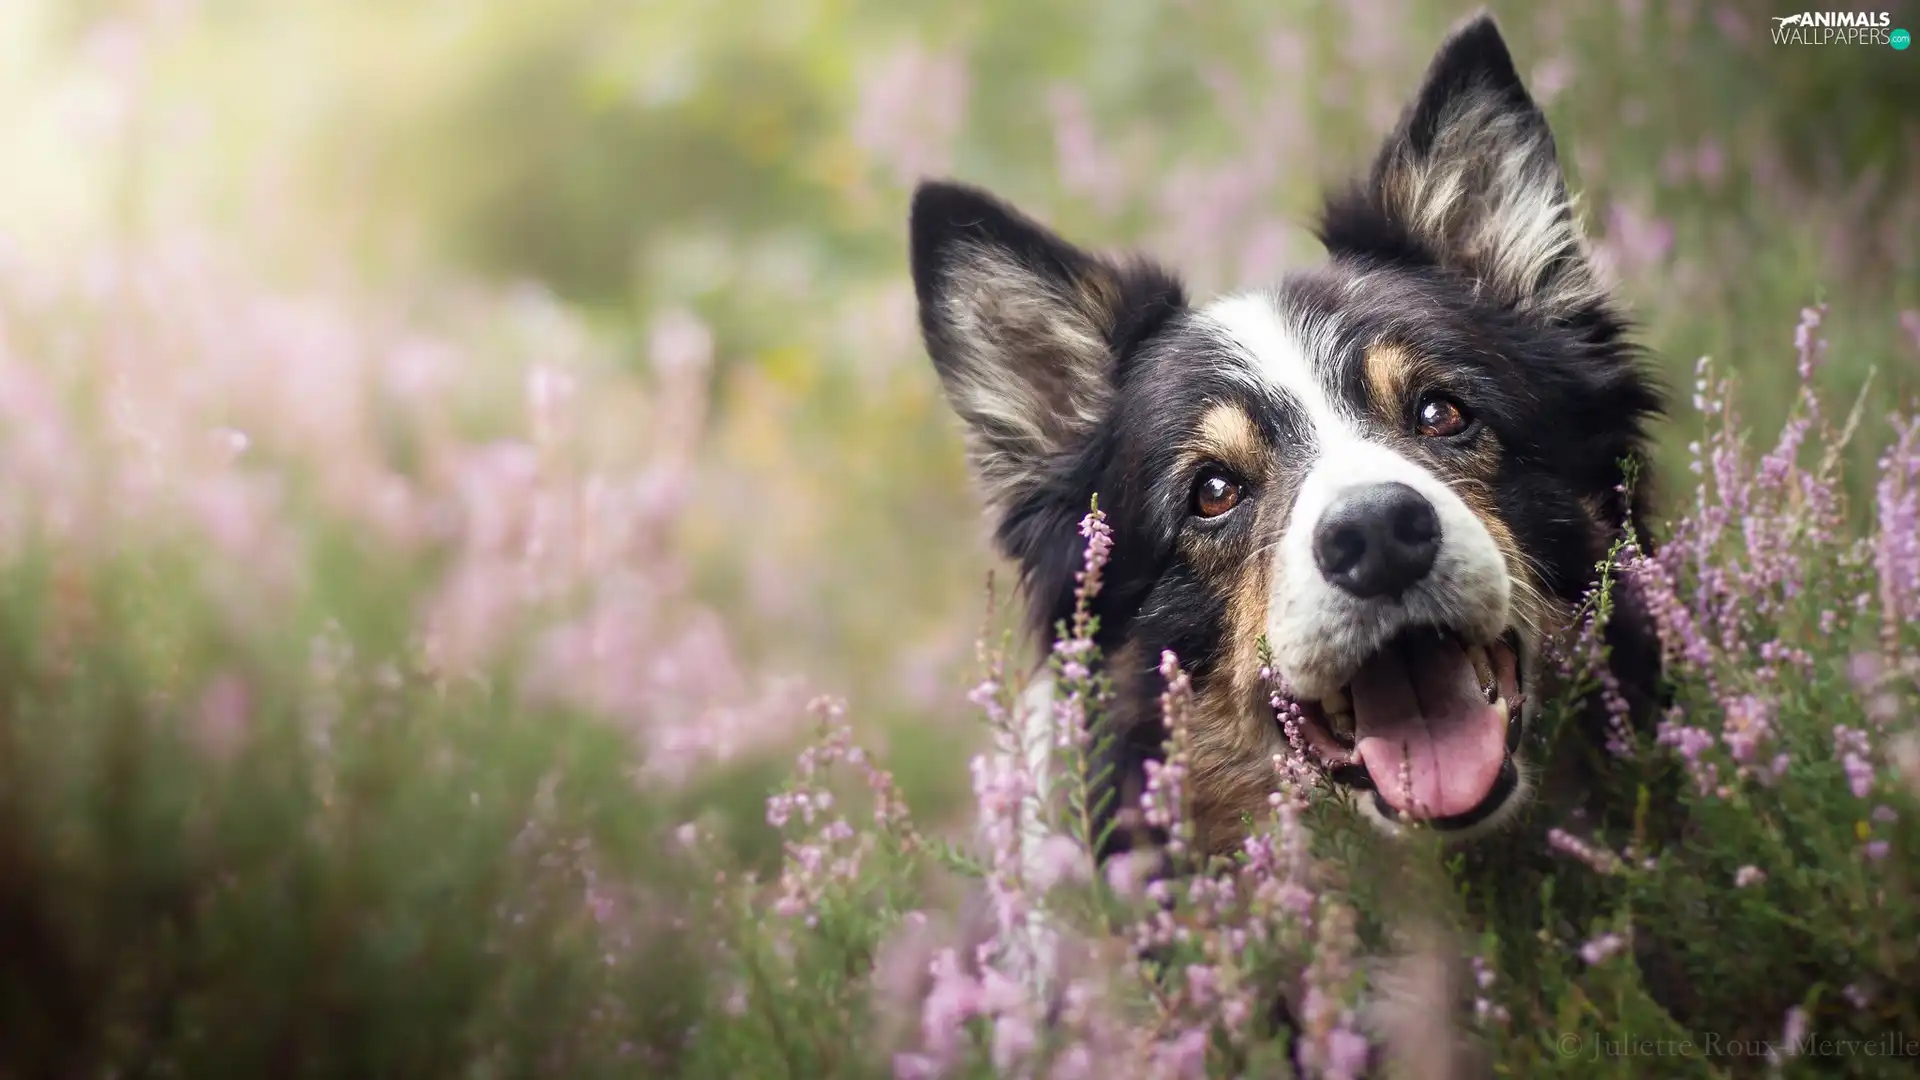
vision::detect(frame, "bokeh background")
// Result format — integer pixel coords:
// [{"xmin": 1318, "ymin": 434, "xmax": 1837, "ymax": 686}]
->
[{"xmin": 2, "ymin": 0, "xmax": 1916, "ymax": 835}]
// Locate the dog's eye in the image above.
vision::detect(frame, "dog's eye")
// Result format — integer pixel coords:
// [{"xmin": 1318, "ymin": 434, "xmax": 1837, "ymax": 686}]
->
[
  {"xmin": 1415, "ymin": 393, "xmax": 1472, "ymax": 439},
  {"xmin": 1191, "ymin": 468, "xmax": 1243, "ymax": 518}
]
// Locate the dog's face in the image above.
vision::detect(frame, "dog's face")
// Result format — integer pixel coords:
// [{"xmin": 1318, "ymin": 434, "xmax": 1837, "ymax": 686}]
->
[{"xmin": 910, "ymin": 15, "xmax": 1660, "ymax": 849}]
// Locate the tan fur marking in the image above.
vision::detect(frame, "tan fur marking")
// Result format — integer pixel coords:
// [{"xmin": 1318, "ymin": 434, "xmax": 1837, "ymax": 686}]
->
[
  {"xmin": 1453, "ymin": 480, "xmax": 1523, "ymax": 583},
  {"xmin": 1363, "ymin": 343, "xmax": 1418, "ymax": 420},
  {"xmin": 1178, "ymin": 493, "xmax": 1288, "ymax": 857},
  {"xmin": 1445, "ymin": 466, "xmax": 1555, "ymax": 643},
  {"xmin": 1178, "ymin": 402, "xmax": 1265, "ymax": 482}
]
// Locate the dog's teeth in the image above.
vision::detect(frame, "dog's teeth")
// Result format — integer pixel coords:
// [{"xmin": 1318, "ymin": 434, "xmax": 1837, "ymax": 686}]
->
[
  {"xmin": 1493, "ymin": 695, "xmax": 1510, "ymax": 727},
  {"xmin": 1327, "ymin": 708, "xmax": 1355, "ymax": 741},
  {"xmin": 1323, "ymin": 687, "xmax": 1350, "ymax": 715},
  {"xmin": 1470, "ymin": 646, "xmax": 1495, "ymax": 701}
]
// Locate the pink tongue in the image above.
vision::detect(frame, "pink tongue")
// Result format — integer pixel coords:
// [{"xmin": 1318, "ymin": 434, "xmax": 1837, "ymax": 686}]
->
[{"xmin": 1349, "ymin": 634, "xmax": 1508, "ymax": 820}]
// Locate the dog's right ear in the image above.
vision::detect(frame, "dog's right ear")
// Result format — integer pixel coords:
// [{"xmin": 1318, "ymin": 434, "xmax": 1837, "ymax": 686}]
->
[
  {"xmin": 1321, "ymin": 11, "xmax": 1601, "ymax": 321},
  {"xmin": 910, "ymin": 181, "xmax": 1184, "ymax": 518}
]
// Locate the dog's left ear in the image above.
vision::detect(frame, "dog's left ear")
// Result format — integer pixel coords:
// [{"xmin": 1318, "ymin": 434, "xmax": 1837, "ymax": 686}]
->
[
  {"xmin": 910, "ymin": 181, "xmax": 1185, "ymax": 521},
  {"xmin": 1322, "ymin": 11, "xmax": 1599, "ymax": 318}
]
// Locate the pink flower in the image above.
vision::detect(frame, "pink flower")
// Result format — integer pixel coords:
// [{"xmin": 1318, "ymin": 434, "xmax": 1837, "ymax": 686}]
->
[
  {"xmin": 1776, "ymin": 1007, "xmax": 1810, "ymax": 1061},
  {"xmin": 1548, "ymin": 829, "xmax": 1626, "ymax": 875},
  {"xmin": 1103, "ymin": 850, "xmax": 1155, "ymax": 898},
  {"xmin": 1322, "ymin": 1028, "xmax": 1372, "ymax": 1080},
  {"xmin": 990, "ymin": 1013, "xmax": 1038, "ymax": 1071},
  {"xmin": 852, "ymin": 44, "xmax": 970, "ymax": 189},
  {"xmin": 1031, "ymin": 834, "xmax": 1089, "ymax": 892},
  {"xmin": 1580, "ymin": 932, "xmax": 1628, "ymax": 966},
  {"xmin": 1151, "ymin": 1028, "xmax": 1209, "ymax": 1079},
  {"xmin": 918, "ymin": 949, "xmax": 981, "ymax": 1064},
  {"xmin": 193, "ymin": 671, "xmax": 252, "ymax": 762}
]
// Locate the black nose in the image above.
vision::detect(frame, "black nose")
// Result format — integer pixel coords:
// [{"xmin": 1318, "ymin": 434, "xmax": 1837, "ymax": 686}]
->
[{"xmin": 1312, "ymin": 482, "xmax": 1441, "ymax": 598}]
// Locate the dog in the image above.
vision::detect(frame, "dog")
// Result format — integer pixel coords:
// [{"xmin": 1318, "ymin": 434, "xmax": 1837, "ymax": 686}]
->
[{"xmin": 910, "ymin": 11, "xmax": 1665, "ymax": 867}]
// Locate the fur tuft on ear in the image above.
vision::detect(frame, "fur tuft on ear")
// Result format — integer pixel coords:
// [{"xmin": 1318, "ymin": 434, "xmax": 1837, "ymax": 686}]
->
[
  {"xmin": 910, "ymin": 181, "xmax": 1184, "ymax": 521},
  {"xmin": 1320, "ymin": 11, "xmax": 1599, "ymax": 319}
]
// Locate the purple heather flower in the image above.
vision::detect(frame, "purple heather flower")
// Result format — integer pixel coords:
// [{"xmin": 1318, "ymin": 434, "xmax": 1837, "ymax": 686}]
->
[
  {"xmin": 1776, "ymin": 1007, "xmax": 1810, "ymax": 1062},
  {"xmin": 1548, "ymin": 828, "xmax": 1626, "ymax": 875},
  {"xmin": 1835, "ymin": 725, "xmax": 1876, "ymax": 798},
  {"xmin": 1580, "ymin": 932, "xmax": 1628, "ymax": 966},
  {"xmin": 1152, "ymin": 1027, "xmax": 1210, "ymax": 1079}
]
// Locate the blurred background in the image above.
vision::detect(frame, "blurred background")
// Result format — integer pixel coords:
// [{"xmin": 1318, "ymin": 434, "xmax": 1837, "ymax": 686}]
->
[{"xmin": 2, "ymin": 0, "xmax": 1916, "ymax": 829}]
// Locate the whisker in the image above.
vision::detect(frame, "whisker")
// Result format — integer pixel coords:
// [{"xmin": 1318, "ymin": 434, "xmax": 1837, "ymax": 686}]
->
[{"xmin": 1245, "ymin": 537, "xmax": 1287, "ymax": 563}]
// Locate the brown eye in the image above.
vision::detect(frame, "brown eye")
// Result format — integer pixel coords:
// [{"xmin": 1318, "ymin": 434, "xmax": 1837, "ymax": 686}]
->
[
  {"xmin": 1191, "ymin": 469, "xmax": 1243, "ymax": 518},
  {"xmin": 1416, "ymin": 393, "xmax": 1472, "ymax": 438}
]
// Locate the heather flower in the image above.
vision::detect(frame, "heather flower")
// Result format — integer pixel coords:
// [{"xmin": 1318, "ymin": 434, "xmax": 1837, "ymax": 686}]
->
[
  {"xmin": 1695, "ymin": 139, "xmax": 1727, "ymax": 186},
  {"xmin": 1103, "ymin": 850, "xmax": 1156, "ymax": 899},
  {"xmin": 1656, "ymin": 712, "xmax": 1723, "ymax": 796},
  {"xmin": 193, "ymin": 670, "xmax": 252, "ymax": 762},
  {"xmin": 852, "ymin": 44, "xmax": 970, "ymax": 188},
  {"xmin": 1834, "ymin": 725, "xmax": 1876, "ymax": 798},
  {"xmin": 1547, "ymin": 828, "xmax": 1626, "ymax": 875},
  {"xmin": 1894, "ymin": 734, "xmax": 1920, "ymax": 798},
  {"xmin": 1320, "ymin": 1029, "xmax": 1372, "ymax": 1080},
  {"xmin": 1774, "ymin": 1006, "xmax": 1810, "ymax": 1064},
  {"xmin": 1246, "ymin": 771, "xmax": 1317, "ymax": 922},
  {"xmin": 526, "ymin": 363, "xmax": 578, "ymax": 446},
  {"xmin": 1734, "ymin": 865, "xmax": 1767, "ymax": 888},
  {"xmin": 1874, "ymin": 414, "xmax": 1920, "ymax": 647},
  {"xmin": 1721, "ymin": 693, "xmax": 1777, "ymax": 763},
  {"xmin": 990, "ymin": 1010, "xmax": 1039, "ymax": 1072},
  {"xmin": 766, "ymin": 699, "xmax": 914, "ymax": 927},
  {"xmin": 1051, "ymin": 506, "xmax": 1116, "ymax": 753},
  {"xmin": 1048, "ymin": 86, "xmax": 1128, "ymax": 215},
  {"xmin": 1297, "ymin": 898, "xmax": 1368, "ymax": 1080},
  {"xmin": 972, "ymin": 750, "xmax": 1038, "ymax": 934},
  {"xmin": 1271, "ymin": 690, "xmax": 1323, "ymax": 775},
  {"xmin": 1141, "ymin": 651, "xmax": 1196, "ymax": 859},
  {"xmin": 1792, "ymin": 304, "xmax": 1828, "ymax": 380},
  {"xmin": 1150, "ymin": 1028, "xmax": 1210, "ymax": 1080},
  {"xmin": 1469, "ymin": 954, "xmax": 1509, "ymax": 1025},
  {"xmin": 1579, "ymin": 932, "xmax": 1628, "ymax": 966},
  {"xmin": 1595, "ymin": 199, "xmax": 1673, "ymax": 280},
  {"xmin": 1030, "ymin": 834, "xmax": 1091, "ymax": 892},
  {"xmin": 915, "ymin": 948, "xmax": 983, "ymax": 1068}
]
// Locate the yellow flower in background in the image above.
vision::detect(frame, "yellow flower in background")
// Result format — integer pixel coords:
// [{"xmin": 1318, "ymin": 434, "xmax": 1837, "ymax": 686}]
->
[{"xmin": 758, "ymin": 345, "xmax": 819, "ymax": 396}]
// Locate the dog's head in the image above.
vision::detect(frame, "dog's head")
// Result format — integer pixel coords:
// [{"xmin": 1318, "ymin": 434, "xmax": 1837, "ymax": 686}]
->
[{"xmin": 910, "ymin": 14, "xmax": 1660, "ymax": 846}]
